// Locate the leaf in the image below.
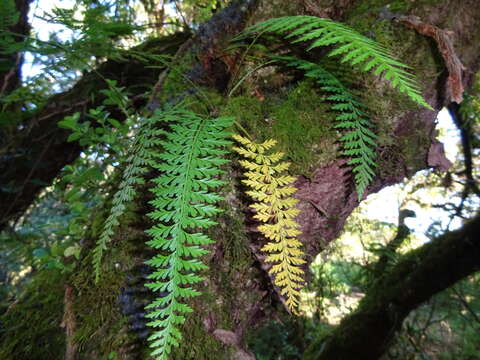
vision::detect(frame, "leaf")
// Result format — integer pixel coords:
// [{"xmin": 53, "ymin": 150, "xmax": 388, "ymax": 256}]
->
[
  {"xmin": 242, "ymin": 15, "xmax": 432, "ymax": 110},
  {"xmin": 32, "ymin": 248, "xmax": 49, "ymax": 258},
  {"xmin": 58, "ymin": 113, "xmax": 81, "ymax": 131}
]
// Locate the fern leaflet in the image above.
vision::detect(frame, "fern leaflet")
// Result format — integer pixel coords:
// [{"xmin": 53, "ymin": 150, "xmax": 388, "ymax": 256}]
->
[
  {"xmin": 277, "ymin": 55, "xmax": 376, "ymax": 199},
  {"xmin": 233, "ymin": 135, "xmax": 305, "ymax": 312},
  {"xmin": 145, "ymin": 110, "xmax": 233, "ymax": 359},
  {"xmin": 243, "ymin": 15, "xmax": 432, "ymax": 109}
]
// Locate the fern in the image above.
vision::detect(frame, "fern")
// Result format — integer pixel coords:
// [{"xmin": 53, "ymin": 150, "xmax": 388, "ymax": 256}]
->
[
  {"xmin": 92, "ymin": 107, "xmax": 179, "ymax": 283},
  {"xmin": 243, "ymin": 15, "xmax": 432, "ymax": 109},
  {"xmin": 232, "ymin": 135, "xmax": 305, "ymax": 312},
  {"xmin": 145, "ymin": 110, "xmax": 233, "ymax": 359},
  {"xmin": 276, "ymin": 55, "xmax": 376, "ymax": 199}
]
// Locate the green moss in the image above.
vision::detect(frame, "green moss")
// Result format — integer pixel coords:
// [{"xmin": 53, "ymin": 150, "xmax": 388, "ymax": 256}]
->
[
  {"xmin": 222, "ymin": 81, "xmax": 339, "ymax": 176},
  {"xmin": 170, "ymin": 312, "xmax": 231, "ymax": 359},
  {"xmin": 0, "ymin": 270, "xmax": 66, "ymax": 360},
  {"xmin": 70, "ymin": 216, "xmax": 147, "ymax": 359},
  {"xmin": 157, "ymin": 51, "xmax": 197, "ymax": 105}
]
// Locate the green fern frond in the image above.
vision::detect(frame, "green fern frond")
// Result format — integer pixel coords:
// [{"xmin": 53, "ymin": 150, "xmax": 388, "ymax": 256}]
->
[
  {"xmin": 145, "ymin": 110, "xmax": 233, "ymax": 360},
  {"xmin": 276, "ymin": 56, "xmax": 376, "ymax": 199},
  {"xmin": 92, "ymin": 106, "xmax": 184, "ymax": 283},
  {"xmin": 233, "ymin": 135, "xmax": 305, "ymax": 312},
  {"xmin": 243, "ymin": 15, "xmax": 432, "ymax": 109}
]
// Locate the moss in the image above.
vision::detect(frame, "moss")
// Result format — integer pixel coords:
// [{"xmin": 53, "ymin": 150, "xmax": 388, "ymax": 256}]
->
[
  {"xmin": 70, "ymin": 216, "xmax": 147, "ymax": 359},
  {"xmin": 166, "ymin": 172, "xmax": 267, "ymax": 359},
  {"xmin": 399, "ymin": 127, "xmax": 432, "ymax": 175},
  {"xmin": 222, "ymin": 81, "xmax": 339, "ymax": 176},
  {"xmin": 71, "ymin": 258, "xmax": 128, "ymax": 357},
  {"xmin": 170, "ymin": 312, "xmax": 232, "ymax": 359},
  {"xmin": 0, "ymin": 270, "xmax": 66, "ymax": 360}
]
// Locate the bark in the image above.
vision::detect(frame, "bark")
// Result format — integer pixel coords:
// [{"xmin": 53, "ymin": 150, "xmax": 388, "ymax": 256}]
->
[
  {"xmin": 1, "ymin": 0, "xmax": 480, "ymax": 359},
  {"xmin": 60, "ymin": 285, "xmax": 77, "ymax": 360},
  {"xmin": 303, "ymin": 213, "xmax": 480, "ymax": 360}
]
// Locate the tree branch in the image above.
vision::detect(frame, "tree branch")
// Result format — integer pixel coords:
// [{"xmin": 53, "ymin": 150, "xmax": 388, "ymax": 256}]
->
[
  {"xmin": 0, "ymin": 0, "xmax": 32, "ymax": 97},
  {"xmin": 304, "ymin": 213, "xmax": 480, "ymax": 360},
  {"xmin": 448, "ymin": 102, "xmax": 480, "ymax": 198}
]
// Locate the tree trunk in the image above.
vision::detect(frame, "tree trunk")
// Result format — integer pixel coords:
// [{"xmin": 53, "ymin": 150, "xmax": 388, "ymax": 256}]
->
[{"xmin": 1, "ymin": 0, "xmax": 480, "ymax": 359}]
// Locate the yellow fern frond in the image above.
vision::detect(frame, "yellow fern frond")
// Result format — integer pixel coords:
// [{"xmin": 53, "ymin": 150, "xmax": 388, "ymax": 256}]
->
[
  {"xmin": 263, "ymin": 151, "xmax": 285, "ymax": 164},
  {"xmin": 233, "ymin": 135, "xmax": 306, "ymax": 313},
  {"xmin": 232, "ymin": 134, "xmax": 252, "ymax": 146}
]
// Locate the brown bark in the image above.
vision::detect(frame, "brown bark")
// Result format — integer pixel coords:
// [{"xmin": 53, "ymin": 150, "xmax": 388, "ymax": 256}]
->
[{"xmin": 60, "ymin": 285, "xmax": 77, "ymax": 360}]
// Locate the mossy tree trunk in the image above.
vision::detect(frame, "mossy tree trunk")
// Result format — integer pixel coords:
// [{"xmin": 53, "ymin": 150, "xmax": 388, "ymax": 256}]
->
[{"xmin": 1, "ymin": 1, "xmax": 480, "ymax": 359}]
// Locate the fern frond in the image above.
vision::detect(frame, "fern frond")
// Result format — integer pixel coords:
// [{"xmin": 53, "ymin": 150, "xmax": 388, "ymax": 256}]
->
[
  {"xmin": 243, "ymin": 15, "xmax": 432, "ymax": 109},
  {"xmin": 146, "ymin": 110, "xmax": 233, "ymax": 360},
  {"xmin": 92, "ymin": 105, "xmax": 191, "ymax": 282},
  {"xmin": 233, "ymin": 135, "xmax": 305, "ymax": 312},
  {"xmin": 274, "ymin": 56, "xmax": 377, "ymax": 200}
]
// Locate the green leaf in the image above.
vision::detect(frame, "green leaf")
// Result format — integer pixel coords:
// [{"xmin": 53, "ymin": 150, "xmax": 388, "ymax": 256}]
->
[{"xmin": 58, "ymin": 113, "xmax": 81, "ymax": 131}]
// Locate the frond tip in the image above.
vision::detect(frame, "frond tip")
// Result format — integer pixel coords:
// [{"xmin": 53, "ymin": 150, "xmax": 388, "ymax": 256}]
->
[
  {"xmin": 233, "ymin": 135, "xmax": 305, "ymax": 312},
  {"xmin": 243, "ymin": 15, "xmax": 432, "ymax": 109}
]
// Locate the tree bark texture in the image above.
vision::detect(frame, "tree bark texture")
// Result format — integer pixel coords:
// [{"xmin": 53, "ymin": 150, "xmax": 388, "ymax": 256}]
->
[{"xmin": 1, "ymin": 0, "xmax": 480, "ymax": 359}]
